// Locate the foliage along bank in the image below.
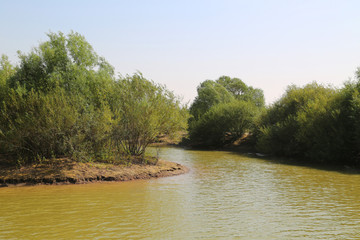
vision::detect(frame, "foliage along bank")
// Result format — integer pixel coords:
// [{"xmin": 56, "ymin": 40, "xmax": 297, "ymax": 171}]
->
[
  {"xmin": 186, "ymin": 74, "xmax": 360, "ymax": 167},
  {"xmin": 0, "ymin": 31, "xmax": 188, "ymax": 165},
  {"xmin": 255, "ymin": 81, "xmax": 360, "ymax": 167},
  {"xmin": 1, "ymin": 31, "xmax": 360, "ymax": 168},
  {"xmin": 187, "ymin": 76, "xmax": 265, "ymax": 146}
]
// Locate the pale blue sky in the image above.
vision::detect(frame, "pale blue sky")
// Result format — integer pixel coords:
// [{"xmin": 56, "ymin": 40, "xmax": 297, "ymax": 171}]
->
[{"xmin": 1, "ymin": 0, "xmax": 360, "ymax": 104}]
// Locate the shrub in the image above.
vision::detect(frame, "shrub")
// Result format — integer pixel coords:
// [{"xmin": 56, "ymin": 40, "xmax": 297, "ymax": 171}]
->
[
  {"xmin": 0, "ymin": 88, "xmax": 78, "ymax": 162},
  {"xmin": 111, "ymin": 73, "xmax": 189, "ymax": 157},
  {"xmin": 255, "ymin": 83, "xmax": 348, "ymax": 163},
  {"xmin": 189, "ymin": 100, "xmax": 259, "ymax": 146}
]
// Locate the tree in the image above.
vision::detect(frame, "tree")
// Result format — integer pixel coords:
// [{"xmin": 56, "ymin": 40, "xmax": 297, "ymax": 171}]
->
[
  {"xmin": 111, "ymin": 73, "xmax": 188, "ymax": 156},
  {"xmin": 0, "ymin": 31, "xmax": 114, "ymax": 164},
  {"xmin": 0, "ymin": 55, "xmax": 15, "ymax": 101},
  {"xmin": 189, "ymin": 100, "xmax": 258, "ymax": 146},
  {"xmin": 255, "ymin": 83, "xmax": 339, "ymax": 161},
  {"xmin": 241, "ymin": 87, "xmax": 265, "ymax": 108},
  {"xmin": 216, "ymin": 76, "xmax": 265, "ymax": 107},
  {"xmin": 187, "ymin": 76, "xmax": 265, "ymax": 146},
  {"xmin": 216, "ymin": 76, "xmax": 247, "ymax": 96},
  {"xmin": 334, "ymin": 81, "xmax": 360, "ymax": 165},
  {"xmin": 8, "ymin": 31, "xmax": 115, "ymax": 96},
  {"xmin": 0, "ymin": 88, "xmax": 79, "ymax": 162},
  {"xmin": 189, "ymin": 80, "xmax": 234, "ymax": 120},
  {"xmin": 0, "ymin": 55, "xmax": 15, "ymax": 86}
]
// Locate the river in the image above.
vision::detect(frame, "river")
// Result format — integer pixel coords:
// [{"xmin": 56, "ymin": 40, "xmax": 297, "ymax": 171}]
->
[{"xmin": 1, "ymin": 147, "xmax": 359, "ymax": 239}]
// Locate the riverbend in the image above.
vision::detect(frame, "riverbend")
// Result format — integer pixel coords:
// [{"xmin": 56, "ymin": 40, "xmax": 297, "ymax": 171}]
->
[{"xmin": 1, "ymin": 147, "xmax": 359, "ymax": 239}]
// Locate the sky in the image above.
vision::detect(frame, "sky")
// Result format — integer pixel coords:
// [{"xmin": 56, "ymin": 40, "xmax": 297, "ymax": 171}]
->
[{"xmin": 1, "ymin": 0, "xmax": 360, "ymax": 104}]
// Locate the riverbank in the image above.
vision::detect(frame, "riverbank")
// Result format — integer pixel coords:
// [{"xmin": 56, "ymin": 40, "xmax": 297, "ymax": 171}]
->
[
  {"xmin": 0, "ymin": 158, "xmax": 188, "ymax": 187},
  {"xmin": 178, "ymin": 138, "xmax": 360, "ymax": 173}
]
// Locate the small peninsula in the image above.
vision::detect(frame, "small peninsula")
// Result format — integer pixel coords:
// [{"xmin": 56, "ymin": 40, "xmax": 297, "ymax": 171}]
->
[
  {"xmin": 0, "ymin": 158, "xmax": 188, "ymax": 187},
  {"xmin": 0, "ymin": 32, "xmax": 189, "ymax": 187}
]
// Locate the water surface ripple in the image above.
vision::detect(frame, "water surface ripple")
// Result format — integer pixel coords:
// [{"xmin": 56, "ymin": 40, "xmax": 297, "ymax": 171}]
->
[{"xmin": 1, "ymin": 147, "xmax": 359, "ymax": 239}]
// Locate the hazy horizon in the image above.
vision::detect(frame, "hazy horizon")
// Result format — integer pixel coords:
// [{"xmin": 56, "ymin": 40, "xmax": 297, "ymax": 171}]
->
[{"xmin": 1, "ymin": 0, "xmax": 360, "ymax": 104}]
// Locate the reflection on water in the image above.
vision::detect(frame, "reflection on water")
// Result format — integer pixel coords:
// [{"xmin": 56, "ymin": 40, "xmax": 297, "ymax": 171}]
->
[{"xmin": 1, "ymin": 147, "xmax": 359, "ymax": 239}]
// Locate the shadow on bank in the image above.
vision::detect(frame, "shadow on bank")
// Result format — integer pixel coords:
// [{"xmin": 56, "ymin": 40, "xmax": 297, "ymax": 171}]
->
[
  {"xmin": 179, "ymin": 137, "xmax": 360, "ymax": 175},
  {"xmin": 228, "ymin": 148, "xmax": 360, "ymax": 175}
]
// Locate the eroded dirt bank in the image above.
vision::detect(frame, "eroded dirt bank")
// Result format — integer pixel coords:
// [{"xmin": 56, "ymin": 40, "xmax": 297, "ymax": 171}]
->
[{"xmin": 0, "ymin": 159, "xmax": 189, "ymax": 187}]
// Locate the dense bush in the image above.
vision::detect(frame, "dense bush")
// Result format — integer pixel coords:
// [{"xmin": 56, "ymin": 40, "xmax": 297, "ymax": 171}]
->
[
  {"xmin": 111, "ymin": 73, "xmax": 189, "ymax": 156},
  {"xmin": 188, "ymin": 76, "xmax": 264, "ymax": 146},
  {"xmin": 256, "ymin": 83, "xmax": 335, "ymax": 156},
  {"xmin": 0, "ymin": 32, "xmax": 188, "ymax": 164},
  {"xmin": 216, "ymin": 76, "xmax": 265, "ymax": 107},
  {"xmin": 189, "ymin": 80, "xmax": 234, "ymax": 120},
  {"xmin": 3, "ymin": 31, "xmax": 360, "ymax": 168},
  {"xmin": 255, "ymin": 82, "xmax": 360, "ymax": 166},
  {"xmin": 334, "ymin": 81, "xmax": 360, "ymax": 165},
  {"xmin": 189, "ymin": 100, "xmax": 259, "ymax": 146},
  {"xmin": 0, "ymin": 88, "xmax": 79, "ymax": 162}
]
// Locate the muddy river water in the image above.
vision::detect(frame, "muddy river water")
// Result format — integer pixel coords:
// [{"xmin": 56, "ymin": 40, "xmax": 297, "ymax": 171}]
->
[{"xmin": 1, "ymin": 147, "xmax": 359, "ymax": 239}]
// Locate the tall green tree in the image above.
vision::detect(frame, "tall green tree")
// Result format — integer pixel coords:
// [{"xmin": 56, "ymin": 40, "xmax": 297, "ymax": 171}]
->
[
  {"xmin": 9, "ymin": 31, "xmax": 114, "ymax": 97},
  {"xmin": 190, "ymin": 80, "xmax": 234, "ymax": 120},
  {"xmin": 111, "ymin": 73, "xmax": 189, "ymax": 156},
  {"xmin": 0, "ymin": 88, "xmax": 79, "ymax": 162},
  {"xmin": 216, "ymin": 76, "xmax": 265, "ymax": 107},
  {"xmin": 189, "ymin": 100, "xmax": 259, "ymax": 146},
  {"xmin": 256, "ymin": 83, "xmax": 340, "ymax": 161},
  {"xmin": 0, "ymin": 55, "xmax": 15, "ymax": 101},
  {"xmin": 334, "ymin": 80, "xmax": 360, "ymax": 165},
  {"xmin": 0, "ymin": 31, "xmax": 114, "ymax": 163},
  {"xmin": 188, "ymin": 76, "xmax": 264, "ymax": 146}
]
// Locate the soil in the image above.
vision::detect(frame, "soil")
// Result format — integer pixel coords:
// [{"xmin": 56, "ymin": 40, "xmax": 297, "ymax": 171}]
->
[{"xmin": 0, "ymin": 158, "xmax": 189, "ymax": 187}]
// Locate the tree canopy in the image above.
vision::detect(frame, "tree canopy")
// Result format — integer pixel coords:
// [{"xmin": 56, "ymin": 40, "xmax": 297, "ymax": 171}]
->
[
  {"xmin": 255, "ymin": 81, "xmax": 360, "ymax": 166},
  {"xmin": 2, "ymin": 31, "xmax": 360, "ymax": 168},
  {"xmin": 111, "ymin": 73, "xmax": 188, "ymax": 156},
  {"xmin": 188, "ymin": 76, "xmax": 264, "ymax": 146},
  {"xmin": 0, "ymin": 31, "xmax": 188, "ymax": 164},
  {"xmin": 189, "ymin": 100, "xmax": 259, "ymax": 146},
  {"xmin": 189, "ymin": 80, "xmax": 234, "ymax": 120}
]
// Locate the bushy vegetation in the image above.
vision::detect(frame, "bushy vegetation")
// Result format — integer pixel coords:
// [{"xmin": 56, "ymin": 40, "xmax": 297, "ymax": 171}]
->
[
  {"xmin": 188, "ymin": 76, "xmax": 264, "ymax": 146},
  {"xmin": 0, "ymin": 32, "xmax": 188, "ymax": 165},
  {"xmin": 2, "ymin": 31, "xmax": 360, "ymax": 168},
  {"xmin": 189, "ymin": 100, "xmax": 259, "ymax": 146},
  {"xmin": 255, "ymin": 83, "xmax": 337, "ymax": 158},
  {"xmin": 188, "ymin": 73, "xmax": 360, "ymax": 167},
  {"xmin": 111, "ymin": 73, "xmax": 189, "ymax": 156},
  {"xmin": 256, "ymin": 81, "xmax": 360, "ymax": 166}
]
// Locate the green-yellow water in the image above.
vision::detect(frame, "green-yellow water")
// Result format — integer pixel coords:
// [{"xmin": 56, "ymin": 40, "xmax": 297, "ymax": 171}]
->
[{"xmin": 1, "ymin": 147, "xmax": 360, "ymax": 239}]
